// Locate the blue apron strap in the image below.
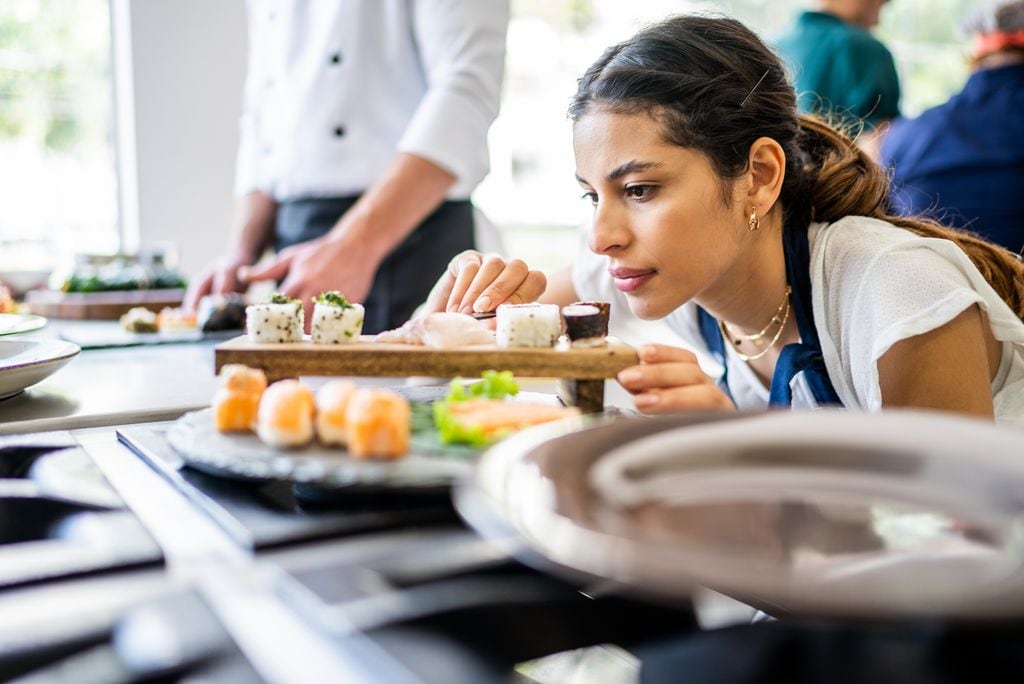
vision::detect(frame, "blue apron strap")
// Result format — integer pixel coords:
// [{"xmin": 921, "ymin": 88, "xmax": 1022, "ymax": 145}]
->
[
  {"xmin": 769, "ymin": 226, "xmax": 842, "ymax": 407},
  {"xmin": 697, "ymin": 306, "xmax": 735, "ymax": 404}
]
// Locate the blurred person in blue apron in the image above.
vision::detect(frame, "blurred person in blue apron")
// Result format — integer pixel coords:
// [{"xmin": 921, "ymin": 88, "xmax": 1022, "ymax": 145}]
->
[
  {"xmin": 882, "ymin": 0, "xmax": 1024, "ymax": 254},
  {"xmin": 185, "ymin": 0, "xmax": 508, "ymax": 333}
]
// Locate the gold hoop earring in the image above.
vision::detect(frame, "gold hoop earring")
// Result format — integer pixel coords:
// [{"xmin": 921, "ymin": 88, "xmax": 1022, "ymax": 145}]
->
[{"xmin": 748, "ymin": 207, "xmax": 759, "ymax": 232}]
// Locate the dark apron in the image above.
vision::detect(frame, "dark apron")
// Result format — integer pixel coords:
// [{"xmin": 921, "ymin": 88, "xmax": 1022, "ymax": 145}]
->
[
  {"xmin": 275, "ymin": 197, "xmax": 475, "ymax": 334},
  {"xmin": 697, "ymin": 226, "xmax": 843, "ymax": 408}
]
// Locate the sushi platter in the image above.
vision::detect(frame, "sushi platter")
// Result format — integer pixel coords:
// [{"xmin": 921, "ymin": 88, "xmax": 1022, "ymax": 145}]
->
[{"xmin": 214, "ymin": 335, "xmax": 638, "ymax": 412}]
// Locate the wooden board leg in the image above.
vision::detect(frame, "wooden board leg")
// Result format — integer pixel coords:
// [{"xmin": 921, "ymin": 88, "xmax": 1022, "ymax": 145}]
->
[{"xmin": 557, "ymin": 379, "xmax": 605, "ymax": 414}]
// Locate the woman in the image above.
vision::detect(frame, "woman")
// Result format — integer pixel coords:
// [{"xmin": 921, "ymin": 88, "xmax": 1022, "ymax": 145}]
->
[{"xmin": 423, "ymin": 15, "xmax": 1024, "ymax": 424}]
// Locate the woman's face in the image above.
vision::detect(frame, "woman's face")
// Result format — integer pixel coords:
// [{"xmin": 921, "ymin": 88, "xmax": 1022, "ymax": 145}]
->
[{"xmin": 573, "ymin": 109, "xmax": 748, "ymax": 320}]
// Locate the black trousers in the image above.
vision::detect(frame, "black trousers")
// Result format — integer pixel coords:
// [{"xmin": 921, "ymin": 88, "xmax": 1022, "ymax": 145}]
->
[{"xmin": 275, "ymin": 197, "xmax": 475, "ymax": 334}]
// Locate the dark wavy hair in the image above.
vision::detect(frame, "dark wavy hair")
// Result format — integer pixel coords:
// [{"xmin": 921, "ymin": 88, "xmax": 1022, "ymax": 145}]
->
[{"xmin": 569, "ymin": 15, "xmax": 1024, "ymax": 316}]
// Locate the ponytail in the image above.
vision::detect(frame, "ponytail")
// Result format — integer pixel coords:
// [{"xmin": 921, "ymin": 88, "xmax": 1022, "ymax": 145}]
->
[{"xmin": 795, "ymin": 116, "xmax": 1024, "ymax": 317}]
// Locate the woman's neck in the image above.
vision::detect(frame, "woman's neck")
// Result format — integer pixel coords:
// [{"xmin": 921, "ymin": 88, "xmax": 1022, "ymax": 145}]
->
[{"xmin": 698, "ymin": 211, "xmax": 791, "ymax": 334}]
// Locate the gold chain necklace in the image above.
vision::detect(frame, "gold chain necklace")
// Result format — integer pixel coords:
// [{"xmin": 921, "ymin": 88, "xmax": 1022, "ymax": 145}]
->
[{"xmin": 718, "ymin": 286, "xmax": 792, "ymax": 362}]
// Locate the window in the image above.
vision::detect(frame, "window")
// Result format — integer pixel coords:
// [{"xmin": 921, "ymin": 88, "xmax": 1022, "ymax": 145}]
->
[{"xmin": 0, "ymin": 0, "xmax": 117, "ymax": 276}]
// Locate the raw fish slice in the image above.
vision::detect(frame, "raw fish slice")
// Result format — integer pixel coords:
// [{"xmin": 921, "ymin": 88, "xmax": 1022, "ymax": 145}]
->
[
  {"xmin": 420, "ymin": 312, "xmax": 495, "ymax": 348},
  {"xmin": 375, "ymin": 318, "xmax": 425, "ymax": 344}
]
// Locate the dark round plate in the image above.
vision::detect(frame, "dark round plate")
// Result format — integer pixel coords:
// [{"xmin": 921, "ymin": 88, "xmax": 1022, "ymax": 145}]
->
[
  {"xmin": 455, "ymin": 410, "xmax": 1024, "ymax": 621},
  {"xmin": 166, "ymin": 388, "xmax": 558, "ymax": 492}
]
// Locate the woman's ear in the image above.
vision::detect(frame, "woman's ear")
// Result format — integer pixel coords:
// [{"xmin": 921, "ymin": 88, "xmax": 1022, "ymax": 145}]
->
[{"xmin": 746, "ymin": 136, "xmax": 786, "ymax": 212}]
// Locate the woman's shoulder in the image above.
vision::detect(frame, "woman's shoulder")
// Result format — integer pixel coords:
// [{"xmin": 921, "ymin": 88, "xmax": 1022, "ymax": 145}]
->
[{"xmin": 810, "ymin": 215, "xmax": 921, "ymax": 265}]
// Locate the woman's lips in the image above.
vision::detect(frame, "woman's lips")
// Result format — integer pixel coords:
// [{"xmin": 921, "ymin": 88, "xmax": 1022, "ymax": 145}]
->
[{"xmin": 609, "ymin": 267, "xmax": 655, "ymax": 293}]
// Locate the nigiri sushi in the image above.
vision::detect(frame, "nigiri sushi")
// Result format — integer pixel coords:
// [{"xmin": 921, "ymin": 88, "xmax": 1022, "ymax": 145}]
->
[
  {"xmin": 246, "ymin": 294, "xmax": 304, "ymax": 343},
  {"xmin": 311, "ymin": 292, "xmax": 364, "ymax": 344},
  {"xmin": 256, "ymin": 379, "xmax": 315, "ymax": 448},
  {"xmin": 212, "ymin": 364, "xmax": 267, "ymax": 432},
  {"xmin": 315, "ymin": 379, "xmax": 357, "ymax": 445},
  {"xmin": 346, "ymin": 388, "xmax": 410, "ymax": 459}
]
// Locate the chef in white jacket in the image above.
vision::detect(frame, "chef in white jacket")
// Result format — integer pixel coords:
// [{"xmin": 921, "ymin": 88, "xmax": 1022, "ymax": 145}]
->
[{"xmin": 186, "ymin": 0, "xmax": 509, "ymax": 333}]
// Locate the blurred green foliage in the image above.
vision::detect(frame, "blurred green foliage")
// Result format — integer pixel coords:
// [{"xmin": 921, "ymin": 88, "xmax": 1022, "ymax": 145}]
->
[{"xmin": 0, "ymin": 0, "xmax": 111, "ymax": 152}]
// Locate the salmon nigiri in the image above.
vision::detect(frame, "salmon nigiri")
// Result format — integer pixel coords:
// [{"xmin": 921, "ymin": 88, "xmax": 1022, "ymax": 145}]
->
[
  {"xmin": 346, "ymin": 388, "xmax": 410, "ymax": 459},
  {"xmin": 315, "ymin": 380, "xmax": 357, "ymax": 446},
  {"xmin": 213, "ymin": 365, "xmax": 267, "ymax": 432},
  {"xmin": 256, "ymin": 379, "xmax": 315, "ymax": 448}
]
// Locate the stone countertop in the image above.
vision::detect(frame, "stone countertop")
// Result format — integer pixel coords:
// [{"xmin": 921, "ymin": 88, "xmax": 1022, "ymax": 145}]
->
[{"xmin": 0, "ymin": 321, "xmax": 222, "ymax": 435}]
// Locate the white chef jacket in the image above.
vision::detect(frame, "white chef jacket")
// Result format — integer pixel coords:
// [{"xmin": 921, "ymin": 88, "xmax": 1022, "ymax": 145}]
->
[{"xmin": 235, "ymin": 0, "xmax": 508, "ymax": 201}]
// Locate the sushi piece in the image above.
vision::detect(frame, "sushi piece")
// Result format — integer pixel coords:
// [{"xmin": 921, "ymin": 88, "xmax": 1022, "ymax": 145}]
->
[
  {"xmin": 444, "ymin": 399, "xmax": 580, "ymax": 441},
  {"xmin": 246, "ymin": 294, "xmax": 304, "ymax": 343},
  {"xmin": 157, "ymin": 307, "xmax": 197, "ymax": 332},
  {"xmin": 315, "ymin": 379, "xmax": 357, "ymax": 446},
  {"xmin": 197, "ymin": 293, "xmax": 247, "ymax": 332},
  {"xmin": 346, "ymin": 388, "xmax": 410, "ymax": 459},
  {"xmin": 495, "ymin": 303, "xmax": 561, "ymax": 348},
  {"xmin": 212, "ymin": 364, "xmax": 267, "ymax": 432},
  {"xmin": 562, "ymin": 302, "xmax": 609, "ymax": 347},
  {"xmin": 421, "ymin": 312, "xmax": 494, "ymax": 348},
  {"xmin": 120, "ymin": 306, "xmax": 159, "ymax": 333},
  {"xmin": 256, "ymin": 379, "xmax": 315, "ymax": 448},
  {"xmin": 311, "ymin": 291, "xmax": 364, "ymax": 344}
]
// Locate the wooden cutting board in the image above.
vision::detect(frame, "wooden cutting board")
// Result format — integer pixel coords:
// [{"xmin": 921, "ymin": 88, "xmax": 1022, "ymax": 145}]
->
[
  {"xmin": 214, "ymin": 335, "xmax": 639, "ymax": 412},
  {"xmin": 25, "ymin": 289, "xmax": 185, "ymax": 320}
]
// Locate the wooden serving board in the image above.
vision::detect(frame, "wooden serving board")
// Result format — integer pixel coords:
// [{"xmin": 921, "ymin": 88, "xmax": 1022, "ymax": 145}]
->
[
  {"xmin": 25, "ymin": 289, "xmax": 185, "ymax": 320},
  {"xmin": 215, "ymin": 335, "xmax": 639, "ymax": 413}
]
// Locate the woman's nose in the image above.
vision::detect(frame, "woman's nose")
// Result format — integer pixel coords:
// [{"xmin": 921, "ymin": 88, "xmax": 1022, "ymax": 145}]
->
[{"xmin": 587, "ymin": 201, "xmax": 629, "ymax": 255}]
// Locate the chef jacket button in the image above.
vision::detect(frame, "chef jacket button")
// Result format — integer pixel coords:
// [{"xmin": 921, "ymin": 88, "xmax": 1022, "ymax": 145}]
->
[
  {"xmin": 329, "ymin": 53, "xmax": 341, "ymax": 65},
  {"xmin": 333, "ymin": 126, "xmax": 345, "ymax": 138}
]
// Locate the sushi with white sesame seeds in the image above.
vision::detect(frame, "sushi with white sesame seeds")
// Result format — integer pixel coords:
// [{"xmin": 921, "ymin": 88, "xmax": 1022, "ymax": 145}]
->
[
  {"xmin": 246, "ymin": 293, "xmax": 304, "ymax": 343},
  {"xmin": 311, "ymin": 291, "xmax": 364, "ymax": 344}
]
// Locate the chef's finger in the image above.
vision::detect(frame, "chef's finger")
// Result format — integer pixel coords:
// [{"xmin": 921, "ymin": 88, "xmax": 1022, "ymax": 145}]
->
[
  {"xmin": 240, "ymin": 253, "xmax": 293, "ymax": 284},
  {"xmin": 500, "ymin": 270, "xmax": 547, "ymax": 307},
  {"xmin": 184, "ymin": 272, "xmax": 214, "ymax": 313}
]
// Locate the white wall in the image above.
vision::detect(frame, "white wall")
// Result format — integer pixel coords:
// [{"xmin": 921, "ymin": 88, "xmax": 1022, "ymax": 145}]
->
[{"xmin": 112, "ymin": 0, "xmax": 247, "ymax": 278}]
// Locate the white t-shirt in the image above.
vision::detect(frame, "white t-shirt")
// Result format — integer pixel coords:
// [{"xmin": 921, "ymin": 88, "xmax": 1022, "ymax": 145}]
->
[
  {"xmin": 236, "ymin": 0, "xmax": 508, "ymax": 201},
  {"xmin": 573, "ymin": 216, "xmax": 1024, "ymax": 426}
]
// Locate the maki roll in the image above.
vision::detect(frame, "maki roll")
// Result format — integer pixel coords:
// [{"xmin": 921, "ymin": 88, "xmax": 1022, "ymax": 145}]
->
[
  {"xmin": 562, "ymin": 301, "xmax": 609, "ymax": 347},
  {"xmin": 197, "ymin": 293, "xmax": 247, "ymax": 332},
  {"xmin": 495, "ymin": 303, "xmax": 561, "ymax": 348},
  {"xmin": 246, "ymin": 293, "xmax": 304, "ymax": 343},
  {"xmin": 256, "ymin": 379, "xmax": 315, "ymax": 448},
  {"xmin": 311, "ymin": 291, "xmax": 364, "ymax": 344},
  {"xmin": 315, "ymin": 379, "xmax": 357, "ymax": 446}
]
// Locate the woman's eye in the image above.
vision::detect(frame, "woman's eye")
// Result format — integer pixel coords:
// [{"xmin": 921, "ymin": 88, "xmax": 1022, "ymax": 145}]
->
[
  {"xmin": 626, "ymin": 185, "xmax": 654, "ymax": 200},
  {"xmin": 580, "ymin": 191, "xmax": 598, "ymax": 206}
]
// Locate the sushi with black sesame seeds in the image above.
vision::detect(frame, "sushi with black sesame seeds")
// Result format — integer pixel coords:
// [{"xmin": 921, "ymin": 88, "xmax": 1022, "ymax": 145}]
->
[
  {"xmin": 311, "ymin": 291, "xmax": 364, "ymax": 344},
  {"xmin": 246, "ymin": 293, "xmax": 304, "ymax": 343}
]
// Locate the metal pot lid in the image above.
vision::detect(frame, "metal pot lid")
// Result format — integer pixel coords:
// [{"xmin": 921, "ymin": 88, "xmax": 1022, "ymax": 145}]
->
[{"xmin": 454, "ymin": 410, "xmax": 1024, "ymax": 621}]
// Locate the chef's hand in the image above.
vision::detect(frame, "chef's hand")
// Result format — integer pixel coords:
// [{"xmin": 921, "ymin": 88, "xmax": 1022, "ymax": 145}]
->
[
  {"xmin": 239, "ymin": 235, "xmax": 378, "ymax": 330},
  {"xmin": 421, "ymin": 250, "xmax": 547, "ymax": 318},
  {"xmin": 184, "ymin": 253, "xmax": 251, "ymax": 313},
  {"xmin": 616, "ymin": 344, "xmax": 735, "ymax": 413}
]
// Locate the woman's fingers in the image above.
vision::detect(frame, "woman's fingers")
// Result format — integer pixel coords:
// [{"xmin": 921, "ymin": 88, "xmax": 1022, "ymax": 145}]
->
[
  {"xmin": 455, "ymin": 254, "xmax": 509, "ymax": 313},
  {"xmin": 473, "ymin": 259, "xmax": 542, "ymax": 312},
  {"xmin": 615, "ymin": 344, "xmax": 734, "ymax": 413},
  {"xmin": 634, "ymin": 384, "xmax": 735, "ymax": 413},
  {"xmin": 445, "ymin": 253, "xmax": 482, "ymax": 313}
]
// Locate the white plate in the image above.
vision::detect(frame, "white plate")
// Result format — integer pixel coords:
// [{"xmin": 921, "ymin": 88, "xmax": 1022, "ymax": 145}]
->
[
  {"xmin": 0, "ymin": 313, "xmax": 47, "ymax": 336},
  {"xmin": 455, "ymin": 410, "xmax": 1024, "ymax": 620},
  {"xmin": 0, "ymin": 338, "xmax": 80, "ymax": 400}
]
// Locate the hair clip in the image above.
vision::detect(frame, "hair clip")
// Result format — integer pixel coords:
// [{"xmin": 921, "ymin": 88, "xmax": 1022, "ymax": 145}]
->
[{"xmin": 739, "ymin": 69, "xmax": 770, "ymax": 108}]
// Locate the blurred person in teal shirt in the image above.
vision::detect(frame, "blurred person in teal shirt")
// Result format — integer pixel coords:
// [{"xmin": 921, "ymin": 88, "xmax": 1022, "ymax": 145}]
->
[{"xmin": 775, "ymin": 0, "xmax": 899, "ymax": 159}]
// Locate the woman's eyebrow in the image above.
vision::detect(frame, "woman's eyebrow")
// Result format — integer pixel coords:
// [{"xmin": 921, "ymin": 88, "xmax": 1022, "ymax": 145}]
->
[{"xmin": 575, "ymin": 160, "xmax": 663, "ymax": 185}]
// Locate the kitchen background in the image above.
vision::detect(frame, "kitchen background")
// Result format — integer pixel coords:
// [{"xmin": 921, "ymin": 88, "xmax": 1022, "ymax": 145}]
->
[{"xmin": 0, "ymin": 0, "xmax": 980, "ymax": 287}]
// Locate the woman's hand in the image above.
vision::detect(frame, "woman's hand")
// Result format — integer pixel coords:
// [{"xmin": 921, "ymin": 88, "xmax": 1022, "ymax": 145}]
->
[
  {"xmin": 421, "ymin": 250, "xmax": 547, "ymax": 317},
  {"xmin": 616, "ymin": 344, "xmax": 735, "ymax": 413}
]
